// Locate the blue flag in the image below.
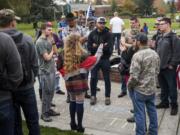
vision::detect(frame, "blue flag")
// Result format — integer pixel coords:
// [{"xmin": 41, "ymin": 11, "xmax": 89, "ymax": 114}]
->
[{"xmin": 86, "ymin": 3, "xmax": 93, "ymax": 19}]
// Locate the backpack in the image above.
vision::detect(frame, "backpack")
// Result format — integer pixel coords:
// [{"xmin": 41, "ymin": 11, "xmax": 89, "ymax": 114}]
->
[{"xmin": 16, "ymin": 38, "xmax": 32, "ymax": 86}]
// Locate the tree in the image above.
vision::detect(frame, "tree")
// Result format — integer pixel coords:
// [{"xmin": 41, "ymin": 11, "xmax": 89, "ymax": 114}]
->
[
  {"xmin": 134, "ymin": 0, "xmax": 154, "ymax": 16},
  {"xmin": 154, "ymin": 0, "xmax": 169, "ymax": 15},
  {"xmin": 123, "ymin": 0, "xmax": 136, "ymax": 13},
  {"xmin": 7, "ymin": 0, "xmax": 31, "ymax": 16},
  {"xmin": 96, "ymin": 0, "xmax": 102, "ymax": 5},
  {"xmin": 111, "ymin": 0, "xmax": 117, "ymax": 12},
  {"xmin": 0, "ymin": 0, "xmax": 10, "ymax": 9},
  {"xmin": 30, "ymin": 0, "xmax": 54, "ymax": 21}
]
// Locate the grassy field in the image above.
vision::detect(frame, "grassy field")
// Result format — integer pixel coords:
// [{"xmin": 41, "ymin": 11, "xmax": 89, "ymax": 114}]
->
[
  {"xmin": 23, "ymin": 121, "xmax": 82, "ymax": 135},
  {"xmin": 17, "ymin": 18, "xmax": 180, "ymax": 38}
]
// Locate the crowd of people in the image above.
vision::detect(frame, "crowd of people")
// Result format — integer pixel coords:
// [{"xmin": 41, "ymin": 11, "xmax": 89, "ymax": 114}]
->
[{"xmin": 0, "ymin": 8, "xmax": 180, "ymax": 135}]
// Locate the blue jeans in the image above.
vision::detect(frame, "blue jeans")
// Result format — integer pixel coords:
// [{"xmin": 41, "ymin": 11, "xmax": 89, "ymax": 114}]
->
[
  {"xmin": 0, "ymin": 100, "xmax": 14, "ymax": 135},
  {"xmin": 90, "ymin": 59, "xmax": 111, "ymax": 97},
  {"xmin": 158, "ymin": 68, "xmax": 177, "ymax": 105},
  {"xmin": 55, "ymin": 74, "xmax": 60, "ymax": 92},
  {"xmin": 130, "ymin": 90, "xmax": 158, "ymax": 135},
  {"xmin": 13, "ymin": 88, "xmax": 40, "ymax": 135},
  {"xmin": 121, "ymin": 75, "xmax": 127, "ymax": 93}
]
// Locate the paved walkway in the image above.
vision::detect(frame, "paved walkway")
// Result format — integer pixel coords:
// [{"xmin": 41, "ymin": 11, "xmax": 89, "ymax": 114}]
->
[{"xmin": 34, "ymin": 77, "xmax": 180, "ymax": 135}]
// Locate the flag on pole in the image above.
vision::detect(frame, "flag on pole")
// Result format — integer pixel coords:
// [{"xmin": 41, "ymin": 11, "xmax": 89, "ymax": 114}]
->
[{"xmin": 86, "ymin": 3, "xmax": 93, "ymax": 19}]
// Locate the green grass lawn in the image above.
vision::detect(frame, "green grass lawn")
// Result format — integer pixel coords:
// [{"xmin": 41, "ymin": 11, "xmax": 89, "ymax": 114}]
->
[
  {"xmin": 17, "ymin": 18, "xmax": 180, "ymax": 39},
  {"xmin": 22, "ymin": 121, "xmax": 82, "ymax": 135}
]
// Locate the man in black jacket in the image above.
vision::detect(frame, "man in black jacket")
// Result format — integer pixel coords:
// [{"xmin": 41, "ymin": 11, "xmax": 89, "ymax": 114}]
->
[
  {"xmin": 0, "ymin": 9, "xmax": 40, "ymax": 135},
  {"xmin": 0, "ymin": 32, "xmax": 23, "ymax": 135},
  {"xmin": 156, "ymin": 17, "xmax": 179, "ymax": 115},
  {"xmin": 87, "ymin": 17, "xmax": 113, "ymax": 105}
]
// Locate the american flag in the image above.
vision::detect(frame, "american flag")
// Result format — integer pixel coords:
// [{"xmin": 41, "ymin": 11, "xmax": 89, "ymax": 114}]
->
[{"xmin": 86, "ymin": 3, "xmax": 93, "ymax": 19}]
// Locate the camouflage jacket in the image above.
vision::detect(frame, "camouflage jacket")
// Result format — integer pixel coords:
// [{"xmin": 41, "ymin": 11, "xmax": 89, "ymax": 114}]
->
[
  {"xmin": 122, "ymin": 28, "xmax": 140, "ymax": 47},
  {"xmin": 127, "ymin": 46, "xmax": 160, "ymax": 95}
]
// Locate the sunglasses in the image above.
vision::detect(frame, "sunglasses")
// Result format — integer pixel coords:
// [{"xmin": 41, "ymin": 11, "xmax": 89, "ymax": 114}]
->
[
  {"xmin": 98, "ymin": 22, "xmax": 106, "ymax": 25},
  {"xmin": 158, "ymin": 23, "xmax": 167, "ymax": 26}
]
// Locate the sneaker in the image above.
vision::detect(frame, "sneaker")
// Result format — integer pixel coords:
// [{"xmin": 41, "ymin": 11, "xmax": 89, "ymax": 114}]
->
[
  {"xmin": 56, "ymin": 90, "xmax": 65, "ymax": 95},
  {"xmin": 156, "ymin": 102, "xmax": 169, "ymax": 109},
  {"xmin": 170, "ymin": 104, "xmax": 178, "ymax": 115},
  {"xmin": 130, "ymin": 109, "xmax": 134, "ymax": 113},
  {"xmin": 118, "ymin": 92, "xmax": 127, "ymax": 98},
  {"xmin": 51, "ymin": 103, "xmax": 56, "ymax": 107},
  {"xmin": 48, "ymin": 109, "xmax": 60, "ymax": 116},
  {"xmin": 41, "ymin": 114, "xmax": 52, "ymax": 122},
  {"xmin": 127, "ymin": 116, "xmax": 135, "ymax": 123},
  {"xmin": 90, "ymin": 96, "xmax": 97, "ymax": 105},
  {"xmin": 105, "ymin": 97, "xmax": 111, "ymax": 105},
  {"xmin": 85, "ymin": 93, "xmax": 91, "ymax": 99}
]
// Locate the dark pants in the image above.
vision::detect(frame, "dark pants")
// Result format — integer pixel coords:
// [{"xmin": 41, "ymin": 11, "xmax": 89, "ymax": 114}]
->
[
  {"xmin": 121, "ymin": 75, "xmax": 127, "ymax": 93},
  {"xmin": 158, "ymin": 68, "xmax": 178, "ymax": 105},
  {"xmin": 112, "ymin": 33, "xmax": 121, "ymax": 55},
  {"xmin": 13, "ymin": 88, "xmax": 40, "ymax": 135},
  {"xmin": 90, "ymin": 59, "xmax": 111, "ymax": 97},
  {"xmin": 0, "ymin": 100, "xmax": 14, "ymax": 135}
]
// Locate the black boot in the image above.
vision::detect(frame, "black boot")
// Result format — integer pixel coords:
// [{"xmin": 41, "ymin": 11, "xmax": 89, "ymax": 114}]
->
[
  {"xmin": 69, "ymin": 101, "xmax": 77, "ymax": 130},
  {"xmin": 170, "ymin": 103, "xmax": 178, "ymax": 115}
]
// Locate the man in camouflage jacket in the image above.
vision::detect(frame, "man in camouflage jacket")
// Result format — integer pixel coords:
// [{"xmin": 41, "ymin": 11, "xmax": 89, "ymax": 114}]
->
[{"xmin": 127, "ymin": 33, "xmax": 160, "ymax": 135}]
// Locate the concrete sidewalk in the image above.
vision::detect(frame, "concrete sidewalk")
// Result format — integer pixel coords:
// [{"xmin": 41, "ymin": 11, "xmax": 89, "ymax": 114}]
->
[
  {"xmin": 35, "ymin": 78, "xmax": 136, "ymax": 135},
  {"xmin": 34, "ymin": 76, "xmax": 180, "ymax": 135}
]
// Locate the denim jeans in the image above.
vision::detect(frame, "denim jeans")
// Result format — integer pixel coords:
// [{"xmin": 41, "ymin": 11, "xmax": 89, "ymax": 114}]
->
[
  {"xmin": 0, "ymin": 100, "xmax": 14, "ymax": 135},
  {"xmin": 121, "ymin": 75, "xmax": 127, "ymax": 93},
  {"xmin": 112, "ymin": 33, "xmax": 121, "ymax": 55},
  {"xmin": 55, "ymin": 74, "xmax": 60, "ymax": 92},
  {"xmin": 90, "ymin": 59, "xmax": 111, "ymax": 97},
  {"xmin": 130, "ymin": 90, "xmax": 158, "ymax": 135},
  {"xmin": 13, "ymin": 87, "xmax": 40, "ymax": 135},
  {"xmin": 158, "ymin": 68, "xmax": 177, "ymax": 105}
]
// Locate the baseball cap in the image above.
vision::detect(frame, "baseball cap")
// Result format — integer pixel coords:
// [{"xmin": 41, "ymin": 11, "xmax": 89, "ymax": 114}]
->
[
  {"xmin": 0, "ymin": 9, "xmax": 21, "ymax": 21},
  {"xmin": 66, "ymin": 13, "xmax": 76, "ymax": 21},
  {"xmin": 46, "ymin": 21, "xmax": 53, "ymax": 27},
  {"xmin": 135, "ymin": 33, "xmax": 148, "ymax": 43},
  {"xmin": 96, "ymin": 17, "xmax": 106, "ymax": 23}
]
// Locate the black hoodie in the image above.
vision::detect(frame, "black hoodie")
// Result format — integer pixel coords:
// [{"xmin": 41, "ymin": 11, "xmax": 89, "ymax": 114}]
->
[
  {"xmin": 1, "ymin": 29, "xmax": 39, "ymax": 91},
  {"xmin": 87, "ymin": 27, "xmax": 113, "ymax": 59}
]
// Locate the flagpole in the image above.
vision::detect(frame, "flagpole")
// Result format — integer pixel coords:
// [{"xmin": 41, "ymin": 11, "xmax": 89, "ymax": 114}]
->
[{"xmin": 85, "ymin": 2, "xmax": 91, "ymax": 27}]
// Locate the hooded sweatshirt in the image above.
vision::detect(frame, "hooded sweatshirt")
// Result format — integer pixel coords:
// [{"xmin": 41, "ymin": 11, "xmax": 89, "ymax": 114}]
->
[
  {"xmin": 1, "ymin": 29, "xmax": 39, "ymax": 91},
  {"xmin": 0, "ymin": 32, "xmax": 23, "ymax": 102}
]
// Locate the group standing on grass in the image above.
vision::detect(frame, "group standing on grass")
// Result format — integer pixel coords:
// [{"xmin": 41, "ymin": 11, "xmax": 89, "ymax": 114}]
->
[{"xmin": 0, "ymin": 8, "xmax": 180, "ymax": 135}]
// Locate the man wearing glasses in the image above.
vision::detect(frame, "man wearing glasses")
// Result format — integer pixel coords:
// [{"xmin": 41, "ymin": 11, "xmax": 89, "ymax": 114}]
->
[
  {"xmin": 155, "ymin": 17, "xmax": 179, "ymax": 115},
  {"xmin": 87, "ymin": 17, "xmax": 113, "ymax": 105}
]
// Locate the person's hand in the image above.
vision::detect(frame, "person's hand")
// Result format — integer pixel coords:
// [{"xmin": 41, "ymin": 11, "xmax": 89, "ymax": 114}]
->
[
  {"xmin": 120, "ymin": 44, "xmax": 127, "ymax": 51},
  {"xmin": 168, "ymin": 65, "xmax": 173, "ymax": 69},
  {"xmin": 93, "ymin": 43, "xmax": 97, "ymax": 48}
]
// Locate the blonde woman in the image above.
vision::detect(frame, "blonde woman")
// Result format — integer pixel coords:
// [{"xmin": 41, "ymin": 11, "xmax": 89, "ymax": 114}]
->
[{"xmin": 60, "ymin": 33, "xmax": 103, "ymax": 133}]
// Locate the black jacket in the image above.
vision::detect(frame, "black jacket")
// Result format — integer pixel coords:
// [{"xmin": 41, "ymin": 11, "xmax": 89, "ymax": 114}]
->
[
  {"xmin": 2, "ymin": 29, "xmax": 39, "ymax": 90},
  {"xmin": 156, "ymin": 31, "xmax": 179, "ymax": 69},
  {"xmin": 0, "ymin": 32, "xmax": 23, "ymax": 102},
  {"xmin": 87, "ymin": 27, "xmax": 113, "ymax": 59}
]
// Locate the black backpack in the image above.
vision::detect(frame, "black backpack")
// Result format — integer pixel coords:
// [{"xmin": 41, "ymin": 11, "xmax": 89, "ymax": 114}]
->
[{"xmin": 15, "ymin": 37, "xmax": 32, "ymax": 86}]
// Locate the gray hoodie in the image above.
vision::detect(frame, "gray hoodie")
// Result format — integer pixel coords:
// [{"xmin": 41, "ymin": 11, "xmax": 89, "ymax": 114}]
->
[
  {"xmin": 0, "ymin": 32, "xmax": 23, "ymax": 102},
  {"xmin": 2, "ymin": 29, "xmax": 39, "ymax": 91}
]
